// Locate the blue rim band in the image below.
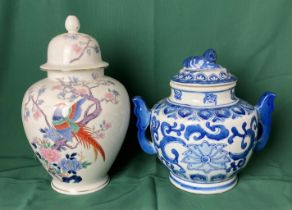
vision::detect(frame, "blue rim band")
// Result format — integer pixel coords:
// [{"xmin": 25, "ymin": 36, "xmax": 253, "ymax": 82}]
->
[{"xmin": 170, "ymin": 174, "xmax": 237, "ymax": 191}]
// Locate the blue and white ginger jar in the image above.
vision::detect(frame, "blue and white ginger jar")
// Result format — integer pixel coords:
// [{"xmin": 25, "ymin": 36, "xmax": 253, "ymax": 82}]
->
[{"xmin": 133, "ymin": 49, "xmax": 276, "ymax": 194}]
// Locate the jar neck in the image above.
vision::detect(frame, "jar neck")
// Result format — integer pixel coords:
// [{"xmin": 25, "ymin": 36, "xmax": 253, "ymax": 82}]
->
[
  {"xmin": 169, "ymin": 83, "xmax": 238, "ymax": 108},
  {"xmin": 47, "ymin": 68, "xmax": 104, "ymax": 81}
]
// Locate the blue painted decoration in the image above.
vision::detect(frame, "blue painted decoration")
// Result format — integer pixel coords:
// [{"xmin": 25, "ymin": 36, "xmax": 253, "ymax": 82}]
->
[
  {"xmin": 171, "ymin": 49, "xmax": 237, "ymax": 84},
  {"xmin": 157, "ymin": 99, "xmax": 255, "ymax": 122},
  {"xmin": 255, "ymin": 92, "xmax": 276, "ymax": 151},
  {"xmin": 135, "ymin": 96, "xmax": 275, "ymax": 184},
  {"xmin": 203, "ymin": 93, "xmax": 217, "ymax": 105},
  {"xmin": 132, "ymin": 96, "xmax": 157, "ymax": 155},
  {"xmin": 182, "ymin": 141, "xmax": 231, "ymax": 173},
  {"xmin": 174, "ymin": 89, "xmax": 182, "ymax": 100},
  {"xmin": 172, "ymin": 70, "xmax": 237, "ymax": 85},
  {"xmin": 183, "ymin": 49, "xmax": 220, "ymax": 70},
  {"xmin": 132, "ymin": 48, "xmax": 276, "ymax": 193}
]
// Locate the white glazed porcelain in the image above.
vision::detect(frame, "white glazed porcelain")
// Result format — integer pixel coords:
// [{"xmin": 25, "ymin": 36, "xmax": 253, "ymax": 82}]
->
[
  {"xmin": 41, "ymin": 15, "xmax": 108, "ymax": 71},
  {"xmin": 22, "ymin": 16, "xmax": 130, "ymax": 195},
  {"xmin": 133, "ymin": 49, "xmax": 275, "ymax": 194}
]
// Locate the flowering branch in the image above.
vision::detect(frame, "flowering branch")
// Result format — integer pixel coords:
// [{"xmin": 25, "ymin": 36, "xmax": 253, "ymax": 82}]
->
[
  {"xmin": 24, "ymin": 87, "xmax": 51, "ymax": 128},
  {"xmin": 69, "ymin": 37, "xmax": 92, "ymax": 63},
  {"xmin": 31, "ymin": 96, "xmax": 51, "ymax": 127},
  {"xmin": 57, "ymin": 78, "xmax": 103, "ymax": 127}
]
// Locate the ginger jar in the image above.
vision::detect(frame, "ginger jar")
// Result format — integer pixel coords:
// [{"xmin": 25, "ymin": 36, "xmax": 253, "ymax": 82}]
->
[
  {"xmin": 21, "ymin": 16, "xmax": 130, "ymax": 195},
  {"xmin": 133, "ymin": 49, "xmax": 275, "ymax": 194}
]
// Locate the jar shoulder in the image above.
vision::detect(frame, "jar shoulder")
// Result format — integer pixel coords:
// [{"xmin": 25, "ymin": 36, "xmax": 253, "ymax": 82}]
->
[
  {"xmin": 22, "ymin": 76, "xmax": 129, "ymax": 110},
  {"xmin": 151, "ymin": 98, "xmax": 257, "ymax": 122},
  {"xmin": 23, "ymin": 76, "xmax": 128, "ymax": 98}
]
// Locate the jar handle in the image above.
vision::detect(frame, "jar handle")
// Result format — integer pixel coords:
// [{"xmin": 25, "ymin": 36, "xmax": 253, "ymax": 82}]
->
[
  {"xmin": 255, "ymin": 92, "xmax": 276, "ymax": 151},
  {"xmin": 132, "ymin": 96, "xmax": 157, "ymax": 155}
]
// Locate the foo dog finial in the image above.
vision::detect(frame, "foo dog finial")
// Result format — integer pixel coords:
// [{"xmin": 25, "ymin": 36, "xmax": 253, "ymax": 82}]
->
[{"xmin": 183, "ymin": 49, "xmax": 220, "ymax": 70}]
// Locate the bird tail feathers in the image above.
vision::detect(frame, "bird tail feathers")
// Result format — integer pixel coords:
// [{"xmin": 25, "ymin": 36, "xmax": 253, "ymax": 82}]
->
[{"xmin": 74, "ymin": 126, "xmax": 105, "ymax": 161}]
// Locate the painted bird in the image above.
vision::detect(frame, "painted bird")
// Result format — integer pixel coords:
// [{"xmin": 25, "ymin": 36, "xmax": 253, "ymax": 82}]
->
[{"xmin": 52, "ymin": 98, "xmax": 105, "ymax": 161}]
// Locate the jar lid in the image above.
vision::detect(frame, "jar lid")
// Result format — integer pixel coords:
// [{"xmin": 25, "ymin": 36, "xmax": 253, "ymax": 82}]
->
[
  {"xmin": 41, "ymin": 15, "xmax": 108, "ymax": 71},
  {"xmin": 171, "ymin": 49, "xmax": 237, "ymax": 86}
]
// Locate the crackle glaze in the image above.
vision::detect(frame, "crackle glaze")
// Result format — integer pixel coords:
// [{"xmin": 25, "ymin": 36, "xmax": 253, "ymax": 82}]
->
[
  {"xmin": 133, "ymin": 49, "xmax": 275, "ymax": 194},
  {"xmin": 22, "ymin": 16, "xmax": 130, "ymax": 195}
]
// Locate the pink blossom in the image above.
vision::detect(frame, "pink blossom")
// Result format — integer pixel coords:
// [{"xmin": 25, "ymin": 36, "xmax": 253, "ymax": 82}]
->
[
  {"xmin": 33, "ymin": 110, "xmax": 41, "ymax": 120},
  {"xmin": 39, "ymin": 148, "xmax": 61, "ymax": 163},
  {"xmin": 105, "ymin": 122, "xmax": 111, "ymax": 129},
  {"xmin": 104, "ymin": 92, "xmax": 114, "ymax": 101},
  {"xmin": 96, "ymin": 132, "xmax": 105, "ymax": 139},
  {"xmin": 76, "ymin": 88, "xmax": 88, "ymax": 95},
  {"xmin": 52, "ymin": 85, "xmax": 62, "ymax": 90},
  {"xmin": 72, "ymin": 44, "xmax": 83, "ymax": 54}
]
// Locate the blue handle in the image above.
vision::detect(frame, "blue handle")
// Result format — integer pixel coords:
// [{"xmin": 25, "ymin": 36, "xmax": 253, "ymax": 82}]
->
[
  {"xmin": 132, "ymin": 96, "xmax": 157, "ymax": 155},
  {"xmin": 255, "ymin": 92, "xmax": 276, "ymax": 152}
]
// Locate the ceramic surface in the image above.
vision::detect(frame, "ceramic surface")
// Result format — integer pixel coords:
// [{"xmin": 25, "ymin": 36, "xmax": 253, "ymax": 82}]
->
[
  {"xmin": 22, "ymin": 16, "xmax": 130, "ymax": 195},
  {"xmin": 133, "ymin": 49, "xmax": 275, "ymax": 194},
  {"xmin": 41, "ymin": 15, "xmax": 108, "ymax": 71}
]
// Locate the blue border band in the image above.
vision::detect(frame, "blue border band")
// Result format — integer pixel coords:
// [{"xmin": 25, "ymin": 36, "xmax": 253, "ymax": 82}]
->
[
  {"xmin": 166, "ymin": 98, "xmax": 239, "ymax": 109},
  {"xmin": 170, "ymin": 174, "xmax": 237, "ymax": 191},
  {"xmin": 171, "ymin": 87, "xmax": 234, "ymax": 94},
  {"xmin": 171, "ymin": 75, "xmax": 237, "ymax": 84}
]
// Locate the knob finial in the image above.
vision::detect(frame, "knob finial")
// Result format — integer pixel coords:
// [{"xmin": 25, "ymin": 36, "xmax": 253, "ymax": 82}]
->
[{"xmin": 65, "ymin": 15, "xmax": 80, "ymax": 33}]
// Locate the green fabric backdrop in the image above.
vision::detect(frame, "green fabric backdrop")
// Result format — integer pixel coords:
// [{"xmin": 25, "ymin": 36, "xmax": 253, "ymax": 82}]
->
[{"xmin": 0, "ymin": 0, "xmax": 292, "ymax": 209}]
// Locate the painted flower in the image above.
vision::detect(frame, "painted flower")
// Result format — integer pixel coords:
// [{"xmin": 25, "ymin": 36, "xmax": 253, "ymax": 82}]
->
[
  {"xmin": 184, "ymin": 74, "xmax": 193, "ymax": 80},
  {"xmin": 33, "ymin": 110, "xmax": 41, "ymax": 120},
  {"xmin": 209, "ymin": 75, "xmax": 219, "ymax": 81},
  {"xmin": 75, "ymin": 87, "xmax": 88, "ymax": 95},
  {"xmin": 95, "ymin": 132, "xmax": 105, "ymax": 139},
  {"xmin": 39, "ymin": 148, "xmax": 61, "ymax": 163},
  {"xmin": 59, "ymin": 157, "xmax": 82, "ymax": 173},
  {"xmin": 40, "ymin": 127, "xmax": 63, "ymax": 141},
  {"xmin": 182, "ymin": 141, "xmax": 230, "ymax": 173},
  {"xmin": 104, "ymin": 92, "xmax": 115, "ymax": 101},
  {"xmin": 72, "ymin": 44, "xmax": 83, "ymax": 54},
  {"xmin": 195, "ymin": 73, "xmax": 207, "ymax": 81},
  {"xmin": 52, "ymin": 85, "xmax": 62, "ymax": 90},
  {"xmin": 105, "ymin": 123, "xmax": 111, "ymax": 129},
  {"xmin": 203, "ymin": 93, "xmax": 217, "ymax": 105},
  {"xmin": 102, "ymin": 120, "xmax": 111, "ymax": 129},
  {"xmin": 174, "ymin": 89, "xmax": 182, "ymax": 100}
]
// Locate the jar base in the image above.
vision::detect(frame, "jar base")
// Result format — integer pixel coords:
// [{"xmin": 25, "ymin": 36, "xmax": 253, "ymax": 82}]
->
[
  {"xmin": 169, "ymin": 173, "xmax": 238, "ymax": 194},
  {"xmin": 51, "ymin": 175, "xmax": 110, "ymax": 195}
]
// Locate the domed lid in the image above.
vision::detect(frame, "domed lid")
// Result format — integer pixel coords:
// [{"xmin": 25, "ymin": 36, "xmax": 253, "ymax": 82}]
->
[
  {"xmin": 171, "ymin": 49, "xmax": 237, "ymax": 86},
  {"xmin": 41, "ymin": 15, "xmax": 108, "ymax": 71}
]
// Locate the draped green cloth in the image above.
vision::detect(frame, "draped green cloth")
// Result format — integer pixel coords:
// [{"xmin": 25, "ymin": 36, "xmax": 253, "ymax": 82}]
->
[{"xmin": 0, "ymin": 0, "xmax": 291, "ymax": 209}]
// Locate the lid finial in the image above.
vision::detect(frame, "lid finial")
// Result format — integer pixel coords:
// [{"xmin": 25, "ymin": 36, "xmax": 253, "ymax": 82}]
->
[
  {"xmin": 41, "ymin": 15, "xmax": 108, "ymax": 71},
  {"xmin": 171, "ymin": 48, "xmax": 237, "ymax": 85},
  {"xmin": 65, "ymin": 15, "xmax": 80, "ymax": 33},
  {"xmin": 183, "ymin": 48, "xmax": 219, "ymax": 70}
]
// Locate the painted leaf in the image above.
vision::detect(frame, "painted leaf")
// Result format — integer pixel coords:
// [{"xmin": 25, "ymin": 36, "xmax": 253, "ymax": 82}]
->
[{"xmin": 38, "ymin": 99, "xmax": 44, "ymax": 105}]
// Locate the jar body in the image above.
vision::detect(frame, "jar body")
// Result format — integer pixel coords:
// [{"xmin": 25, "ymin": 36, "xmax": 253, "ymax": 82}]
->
[
  {"xmin": 150, "ymin": 90, "xmax": 258, "ymax": 193},
  {"xmin": 133, "ymin": 49, "xmax": 276, "ymax": 194},
  {"xmin": 22, "ymin": 70, "xmax": 130, "ymax": 194}
]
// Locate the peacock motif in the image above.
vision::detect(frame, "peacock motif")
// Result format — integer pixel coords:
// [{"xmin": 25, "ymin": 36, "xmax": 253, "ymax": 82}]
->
[{"xmin": 23, "ymin": 76, "xmax": 120, "ymax": 183}]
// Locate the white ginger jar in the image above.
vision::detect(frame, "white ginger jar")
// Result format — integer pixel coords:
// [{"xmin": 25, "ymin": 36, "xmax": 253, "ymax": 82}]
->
[{"xmin": 22, "ymin": 16, "xmax": 130, "ymax": 195}]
